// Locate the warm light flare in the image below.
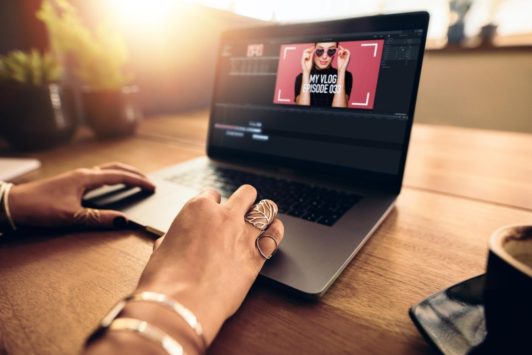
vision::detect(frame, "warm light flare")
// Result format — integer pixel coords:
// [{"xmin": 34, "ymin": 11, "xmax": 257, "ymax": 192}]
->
[{"xmin": 108, "ymin": 0, "xmax": 177, "ymax": 30}]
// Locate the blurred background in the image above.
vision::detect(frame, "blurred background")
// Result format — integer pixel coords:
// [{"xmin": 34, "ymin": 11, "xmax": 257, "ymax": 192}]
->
[{"xmin": 1, "ymin": 0, "xmax": 531, "ymax": 133}]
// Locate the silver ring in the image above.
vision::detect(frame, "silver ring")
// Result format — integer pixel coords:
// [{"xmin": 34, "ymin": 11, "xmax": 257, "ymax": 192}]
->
[
  {"xmin": 244, "ymin": 199, "xmax": 278, "ymax": 231},
  {"xmin": 256, "ymin": 234, "xmax": 279, "ymax": 260}
]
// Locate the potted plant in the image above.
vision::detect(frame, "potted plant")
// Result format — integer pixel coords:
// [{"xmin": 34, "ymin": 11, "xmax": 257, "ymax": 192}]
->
[
  {"xmin": 37, "ymin": 0, "xmax": 141, "ymax": 139},
  {"xmin": 0, "ymin": 49, "xmax": 78, "ymax": 150}
]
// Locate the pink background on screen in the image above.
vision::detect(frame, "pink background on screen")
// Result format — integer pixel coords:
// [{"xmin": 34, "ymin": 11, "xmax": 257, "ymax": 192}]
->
[{"xmin": 273, "ymin": 39, "xmax": 384, "ymax": 110}]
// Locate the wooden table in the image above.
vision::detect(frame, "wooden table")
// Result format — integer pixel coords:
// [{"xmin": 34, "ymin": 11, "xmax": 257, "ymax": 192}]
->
[{"xmin": 1, "ymin": 111, "xmax": 531, "ymax": 354}]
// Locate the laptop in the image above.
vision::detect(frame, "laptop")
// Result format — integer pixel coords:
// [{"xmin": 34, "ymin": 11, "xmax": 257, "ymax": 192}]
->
[
  {"xmin": 0, "ymin": 158, "xmax": 41, "ymax": 181},
  {"xmin": 85, "ymin": 12, "xmax": 429, "ymax": 297}
]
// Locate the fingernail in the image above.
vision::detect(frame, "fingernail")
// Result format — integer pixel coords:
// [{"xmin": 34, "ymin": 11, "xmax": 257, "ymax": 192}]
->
[{"xmin": 113, "ymin": 217, "xmax": 128, "ymax": 228}]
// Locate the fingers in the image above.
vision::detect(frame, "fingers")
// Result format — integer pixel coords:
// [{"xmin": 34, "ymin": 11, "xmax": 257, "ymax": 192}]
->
[
  {"xmin": 72, "ymin": 208, "xmax": 102, "ymax": 227},
  {"xmin": 99, "ymin": 210, "xmax": 128, "ymax": 228},
  {"xmin": 341, "ymin": 48, "xmax": 350, "ymax": 58},
  {"xmin": 336, "ymin": 45, "xmax": 349, "ymax": 59},
  {"xmin": 225, "ymin": 184, "xmax": 257, "ymax": 215},
  {"xmin": 196, "ymin": 189, "xmax": 222, "ymax": 203},
  {"xmin": 72, "ymin": 208, "xmax": 128, "ymax": 228},
  {"xmin": 96, "ymin": 162, "xmax": 148, "ymax": 178},
  {"xmin": 152, "ymin": 189, "xmax": 221, "ymax": 251},
  {"xmin": 255, "ymin": 218, "xmax": 284, "ymax": 262},
  {"xmin": 83, "ymin": 169, "xmax": 156, "ymax": 192},
  {"xmin": 303, "ymin": 47, "xmax": 314, "ymax": 60}
]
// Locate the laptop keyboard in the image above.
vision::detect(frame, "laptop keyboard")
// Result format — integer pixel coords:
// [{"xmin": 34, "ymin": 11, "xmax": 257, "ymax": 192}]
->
[{"xmin": 165, "ymin": 166, "xmax": 361, "ymax": 226}]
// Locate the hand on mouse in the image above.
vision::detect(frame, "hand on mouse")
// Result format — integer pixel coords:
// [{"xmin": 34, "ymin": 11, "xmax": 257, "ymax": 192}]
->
[{"xmin": 6, "ymin": 162, "xmax": 155, "ymax": 229}]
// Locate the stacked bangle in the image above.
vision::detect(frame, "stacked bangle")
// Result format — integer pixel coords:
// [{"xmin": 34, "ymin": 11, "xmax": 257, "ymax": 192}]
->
[
  {"xmin": 127, "ymin": 291, "xmax": 207, "ymax": 351},
  {"xmin": 86, "ymin": 291, "xmax": 207, "ymax": 355},
  {"xmin": 108, "ymin": 318, "xmax": 184, "ymax": 355},
  {"xmin": 0, "ymin": 182, "xmax": 17, "ymax": 232}
]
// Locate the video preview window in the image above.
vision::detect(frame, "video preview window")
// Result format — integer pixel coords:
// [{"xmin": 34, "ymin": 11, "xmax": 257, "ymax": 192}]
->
[{"xmin": 273, "ymin": 40, "xmax": 384, "ymax": 109}]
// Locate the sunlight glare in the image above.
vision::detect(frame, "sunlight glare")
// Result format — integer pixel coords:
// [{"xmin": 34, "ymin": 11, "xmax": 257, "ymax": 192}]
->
[{"xmin": 109, "ymin": 0, "xmax": 177, "ymax": 30}]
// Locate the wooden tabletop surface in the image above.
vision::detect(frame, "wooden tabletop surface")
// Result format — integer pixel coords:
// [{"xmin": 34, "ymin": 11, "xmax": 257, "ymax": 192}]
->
[{"xmin": 1, "ymin": 111, "xmax": 531, "ymax": 354}]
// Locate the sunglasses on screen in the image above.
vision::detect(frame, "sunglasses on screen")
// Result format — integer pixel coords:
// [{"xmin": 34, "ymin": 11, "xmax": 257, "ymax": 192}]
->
[{"xmin": 315, "ymin": 48, "xmax": 337, "ymax": 57}]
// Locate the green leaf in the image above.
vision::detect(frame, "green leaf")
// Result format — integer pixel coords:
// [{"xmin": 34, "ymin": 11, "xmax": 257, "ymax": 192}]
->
[
  {"xmin": 36, "ymin": 0, "xmax": 131, "ymax": 89},
  {"xmin": 0, "ymin": 49, "xmax": 61, "ymax": 85}
]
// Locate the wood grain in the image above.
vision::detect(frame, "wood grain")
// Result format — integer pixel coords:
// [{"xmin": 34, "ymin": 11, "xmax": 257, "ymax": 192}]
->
[
  {"xmin": 405, "ymin": 124, "xmax": 532, "ymax": 211},
  {"xmin": 1, "ymin": 112, "xmax": 531, "ymax": 354}
]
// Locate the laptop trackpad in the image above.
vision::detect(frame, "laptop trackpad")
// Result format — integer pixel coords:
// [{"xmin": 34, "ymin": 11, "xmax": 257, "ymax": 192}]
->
[{"xmin": 83, "ymin": 181, "xmax": 199, "ymax": 234}]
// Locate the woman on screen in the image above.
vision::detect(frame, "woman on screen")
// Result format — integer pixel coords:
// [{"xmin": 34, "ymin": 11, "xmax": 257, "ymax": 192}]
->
[{"xmin": 295, "ymin": 42, "xmax": 352, "ymax": 108}]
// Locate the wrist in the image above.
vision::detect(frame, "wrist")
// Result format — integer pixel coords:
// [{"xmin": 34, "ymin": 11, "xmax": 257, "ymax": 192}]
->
[
  {"xmin": 85, "ymin": 329, "xmax": 166, "ymax": 355},
  {"xmin": 85, "ymin": 293, "xmax": 209, "ymax": 355},
  {"xmin": 135, "ymin": 281, "xmax": 227, "ymax": 345},
  {"xmin": 120, "ymin": 302, "xmax": 201, "ymax": 354}
]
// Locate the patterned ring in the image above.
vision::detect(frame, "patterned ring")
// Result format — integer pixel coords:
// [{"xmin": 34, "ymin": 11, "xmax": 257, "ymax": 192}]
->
[
  {"xmin": 244, "ymin": 199, "xmax": 278, "ymax": 231},
  {"xmin": 73, "ymin": 208, "xmax": 102, "ymax": 227}
]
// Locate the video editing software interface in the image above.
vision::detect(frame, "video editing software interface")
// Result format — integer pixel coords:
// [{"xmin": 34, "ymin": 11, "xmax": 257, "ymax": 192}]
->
[{"xmin": 210, "ymin": 27, "xmax": 424, "ymax": 176}]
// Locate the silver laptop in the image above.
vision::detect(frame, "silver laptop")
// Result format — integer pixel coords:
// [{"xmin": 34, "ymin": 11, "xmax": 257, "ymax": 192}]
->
[
  {"xmin": 0, "ymin": 158, "xmax": 41, "ymax": 181},
  {"xmin": 85, "ymin": 12, "xmax": 429, "ymax": 297}
]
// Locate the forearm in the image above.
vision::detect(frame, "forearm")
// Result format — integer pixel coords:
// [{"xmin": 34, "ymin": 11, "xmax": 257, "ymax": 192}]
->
[
  {"xmin": 84, "ymin": 273, "xmax": 231, "ymax": 355},
  {"xmin": 332, "ymin": 71, "xmax": 347, "ymax": 108},
  {"xmin": 85, "ymin": 329, "xmax": 168, "ymax": 355},
  {"xmin": 296, "ymin": 72, "xmax": 311, "ymax": 105}
]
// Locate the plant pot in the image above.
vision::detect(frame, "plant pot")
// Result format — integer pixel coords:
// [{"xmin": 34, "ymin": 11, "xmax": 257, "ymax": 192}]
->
[
  {"xmin": 0, "ymin": 83, "xmax": 78, "ymax": 151},
  {"xmin": 82, "ymin": 86, "xmax": 142, "ymax": 139}
]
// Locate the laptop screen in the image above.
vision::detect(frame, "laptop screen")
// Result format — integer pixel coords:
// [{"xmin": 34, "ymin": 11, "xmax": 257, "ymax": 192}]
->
[{"xmin": 207, "ymin": 12, "xmax": 429, "ymax": 192}]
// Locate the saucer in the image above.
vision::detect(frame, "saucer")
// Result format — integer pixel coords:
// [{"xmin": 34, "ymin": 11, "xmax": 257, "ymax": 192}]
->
[{"xmin": 409, "ymin": 274, "xmax": 487, "ymax": 355}]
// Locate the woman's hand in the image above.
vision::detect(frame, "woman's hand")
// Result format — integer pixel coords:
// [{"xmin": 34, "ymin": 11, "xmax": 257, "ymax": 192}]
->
[
  {"xmin": 8, "ymin": 162, "xmax": 155, "ymax": 229},
  {"xmin": 301, "ymin": 46, "xmax": 315, "ymax": 74},
  {"xmin": 336, "ymin": 45, "xmax": 350, "ymax": 73},
  {"xmin": 84, "ymin": 185, "xmax": 285, "ymax": 354},
  {"xmin": 131, "ymin": 185, "xmax": 284, "ymax": 348}
]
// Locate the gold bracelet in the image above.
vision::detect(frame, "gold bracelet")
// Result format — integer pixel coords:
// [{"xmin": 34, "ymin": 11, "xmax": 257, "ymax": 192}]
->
[
  {"xmin": 109, "ymin": 317, "xmax": 184, "ymax": 355},
  {"xmin": 128, "ymin": 291, "xmax": 207, "ymax": 352},
  {"xmin": 0, "ymin": 183, "xmax": 7, "ymax": 234},
  {"xmin": 2, "ymin": 183, "xmax": 17, "ymax": 231},
  {"xmin": 85, "ymin": 292, "xmax": 207, "ymax": 354},
  {"xmin": 0, "ymin": 182, "xmax": 16, "ymax": 232}
]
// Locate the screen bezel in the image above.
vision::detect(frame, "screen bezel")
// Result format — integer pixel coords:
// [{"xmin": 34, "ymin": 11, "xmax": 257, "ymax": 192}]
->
[{"xmin": 206, "ymin": 12, "xmax": 429, "ymax": 194}]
